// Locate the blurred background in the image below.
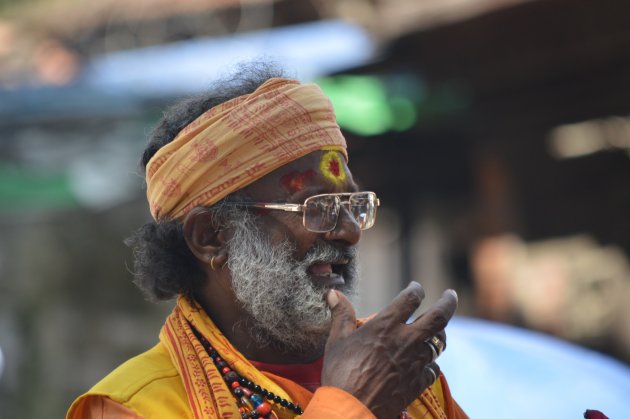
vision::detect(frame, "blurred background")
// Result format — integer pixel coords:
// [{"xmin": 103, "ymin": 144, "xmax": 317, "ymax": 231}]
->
[{"xmin": 1, "ymin": 0, "xmax": 630, "ymax": 418}]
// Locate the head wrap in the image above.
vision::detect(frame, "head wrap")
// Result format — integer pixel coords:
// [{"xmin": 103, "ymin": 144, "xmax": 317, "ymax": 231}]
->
[{"xmin": 146, "ymin": 78, "xmax": 347, "ymax": 220}]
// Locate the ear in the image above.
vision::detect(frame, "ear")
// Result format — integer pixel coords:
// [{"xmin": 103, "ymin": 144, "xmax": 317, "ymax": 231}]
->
[{"xmin": 183, "ymin": 207, "xmax": 229, "ymax": 269}]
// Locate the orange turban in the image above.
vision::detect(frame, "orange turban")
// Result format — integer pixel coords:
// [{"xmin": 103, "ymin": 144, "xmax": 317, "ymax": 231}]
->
[{"xmin": 146, "ymin": 78, "xmax": 347, "ymax": 221}]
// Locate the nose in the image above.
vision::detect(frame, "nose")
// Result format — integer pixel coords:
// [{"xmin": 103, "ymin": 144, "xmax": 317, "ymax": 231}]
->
[{"xmin": 323, "ymin": 206, "xmax": 361, "ymax": 246}]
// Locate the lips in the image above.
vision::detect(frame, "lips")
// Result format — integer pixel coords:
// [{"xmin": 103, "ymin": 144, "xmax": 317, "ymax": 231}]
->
[{"xmin": 307, "ymin": 259, "xmax": 348, "ymax": 288}]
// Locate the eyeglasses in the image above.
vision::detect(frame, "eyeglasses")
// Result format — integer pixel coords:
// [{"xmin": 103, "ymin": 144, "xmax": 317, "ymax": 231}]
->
[{"xmin": 238, "ymin": 191, "xmax": 380, "ymax": 233}]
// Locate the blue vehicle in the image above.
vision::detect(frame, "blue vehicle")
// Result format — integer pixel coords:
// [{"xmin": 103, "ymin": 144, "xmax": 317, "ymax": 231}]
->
[{"xmin": 440, "ymin": 317, "xmax": 630, "ymax": 418}]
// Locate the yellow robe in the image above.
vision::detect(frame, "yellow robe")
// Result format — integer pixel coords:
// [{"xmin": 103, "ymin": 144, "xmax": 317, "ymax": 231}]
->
[{"xmin": 67, "ymin": 298, "xmax": 468, "ymax": 419}]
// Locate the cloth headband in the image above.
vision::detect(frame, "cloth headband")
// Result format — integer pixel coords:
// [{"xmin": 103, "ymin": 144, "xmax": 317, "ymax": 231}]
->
[{"xmin": 146, "ymin": 78, "xmax": 347, "ymax": 221}]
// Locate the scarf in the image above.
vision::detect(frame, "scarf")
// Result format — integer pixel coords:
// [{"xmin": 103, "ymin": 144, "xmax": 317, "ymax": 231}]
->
[{"xmin": 160, "ymin": 296, "xmax": 448, "ymax": 419}]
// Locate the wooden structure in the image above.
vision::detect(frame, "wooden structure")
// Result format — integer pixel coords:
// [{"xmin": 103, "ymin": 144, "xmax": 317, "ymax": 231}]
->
[{"xmin": 345, "ymin": 0, "xmax": 630, "ymax": 253}]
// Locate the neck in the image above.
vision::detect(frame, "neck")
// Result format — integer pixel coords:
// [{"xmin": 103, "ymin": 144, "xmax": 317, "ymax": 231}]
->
[{"xmin": 230, "ymin": 323, "xmax": 326, "ymax": 364}]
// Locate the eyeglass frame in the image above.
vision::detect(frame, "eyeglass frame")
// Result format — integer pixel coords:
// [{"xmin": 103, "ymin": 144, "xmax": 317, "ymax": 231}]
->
[{"xmin": 234, "ymin": 191, "xmax": 380, "ymax": 233}]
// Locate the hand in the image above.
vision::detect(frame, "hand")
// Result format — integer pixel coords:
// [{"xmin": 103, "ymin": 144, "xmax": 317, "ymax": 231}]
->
[{"xmin": 321, "ymin": 282, "xmax": 458, "ymax": 418}]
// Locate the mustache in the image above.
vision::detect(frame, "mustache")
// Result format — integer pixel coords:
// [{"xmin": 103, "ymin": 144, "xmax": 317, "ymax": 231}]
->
[{"xmin": 301, "ymin": 242, "xmax": 357, "ymax": 265}]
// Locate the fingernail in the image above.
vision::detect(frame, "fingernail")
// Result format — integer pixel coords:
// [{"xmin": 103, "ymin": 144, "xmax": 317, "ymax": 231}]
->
[
  {"xmin": 447, "ymin": 289, "xmax": 458, "ymax": 301},
  {"xmin": 327, "ymin": 289, "xmax": 339, "ymax": 308}
]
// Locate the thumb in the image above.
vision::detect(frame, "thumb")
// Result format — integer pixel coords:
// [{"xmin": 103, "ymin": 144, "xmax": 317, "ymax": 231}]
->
[{"xmin": 326, "ymin": 290, "xmax": 357, "ymax": 346}]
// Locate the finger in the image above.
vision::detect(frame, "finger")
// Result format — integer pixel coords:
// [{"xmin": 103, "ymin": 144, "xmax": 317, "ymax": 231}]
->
[
  {"xmin": 326, "ymin": 290, "xmax": 357, "ymax": 346},
  {"xmin": 423, "ymin": 362, "xmax": 441, "ymax": 388},
  {"xmin": 374, "ymin": 281, "xmax": 426, "ymax": 325},
  {"xmin": 411, "ymin": 361, "xmax": 441, "ymax": 397},
  {"xmin": 410, "ymin": 289, "xmax": 458, "ymax": 337},
  {"xmin": 423, "ymin": 339, "xmax": 438, "ymax": 363}
]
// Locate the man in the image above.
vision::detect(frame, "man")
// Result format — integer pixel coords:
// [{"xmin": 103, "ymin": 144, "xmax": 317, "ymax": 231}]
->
[{"xmin": 68, "ymin": 66, "xmax": 466, "ymax": 419}]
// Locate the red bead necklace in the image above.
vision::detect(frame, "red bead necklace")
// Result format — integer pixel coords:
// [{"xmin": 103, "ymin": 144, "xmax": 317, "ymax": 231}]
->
[{"xmin": 191, "ymin": 325, "xmax": 304, "ymax": 418}]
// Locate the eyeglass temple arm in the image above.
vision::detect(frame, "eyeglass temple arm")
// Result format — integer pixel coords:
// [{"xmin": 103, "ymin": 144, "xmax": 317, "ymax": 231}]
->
[
  {"xmin": 250, "ymin": 203, "xmax": 303, "ymax": 212},
  {"xmin": 242, "ymin": 194, "xmax": 379, "ymax": 212}
]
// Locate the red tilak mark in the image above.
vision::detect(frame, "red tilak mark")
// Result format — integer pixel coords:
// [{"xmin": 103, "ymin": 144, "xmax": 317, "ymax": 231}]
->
[
  {"xmin": 280, "ymin": 170, "xmax": 316, "ymax": 193},
  {"xmin": 328, "ymin": 159, "xmax": 341, "ymax": 177}
]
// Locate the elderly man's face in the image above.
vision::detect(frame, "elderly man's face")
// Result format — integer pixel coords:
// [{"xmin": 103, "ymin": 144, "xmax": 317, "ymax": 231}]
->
[{"xmin": 224, "ymin": 150, "xmax": 362, "ymax": 352}]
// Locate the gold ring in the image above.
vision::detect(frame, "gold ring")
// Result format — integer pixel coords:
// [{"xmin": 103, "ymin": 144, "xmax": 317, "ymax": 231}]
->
[
  {"xmin": 210, "ymin": 256, "xmax": 217, "ymax": 271},
  {"xmin": 425, "ymin": 335, "xmax": 445, "ymax": 359}
]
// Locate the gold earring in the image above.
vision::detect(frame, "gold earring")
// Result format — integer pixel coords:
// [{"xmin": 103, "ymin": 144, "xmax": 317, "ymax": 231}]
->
[{"xmin": 210, "ymin": 256, "xmax": 217, "ymax": 271}]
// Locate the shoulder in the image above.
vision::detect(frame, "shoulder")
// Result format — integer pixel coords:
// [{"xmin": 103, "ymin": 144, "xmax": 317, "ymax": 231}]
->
[
  {"xmin": 68, "ymin": 343, "xmax": 192, "ymax": 419},
  {"xmin": 90, "ymin": 342, "xmax": 179, "ymax": 399}
]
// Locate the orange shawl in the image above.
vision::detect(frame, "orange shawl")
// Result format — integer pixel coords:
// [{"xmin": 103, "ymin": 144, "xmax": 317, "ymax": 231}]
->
[{"xmin": 160, "ymin": 296, "xmax": 462, "ymax": 419}]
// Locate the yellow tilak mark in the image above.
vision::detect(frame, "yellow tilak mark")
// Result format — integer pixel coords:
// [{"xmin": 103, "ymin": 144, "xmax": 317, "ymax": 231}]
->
[{"xmin": 320, "ymin": 151, "xmax": 346, "ymax": 185}]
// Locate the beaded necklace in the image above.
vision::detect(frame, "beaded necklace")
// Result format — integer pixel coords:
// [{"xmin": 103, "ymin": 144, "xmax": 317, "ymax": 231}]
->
[
  {"xmin": 191, "ymin": 325, "xmax": 304, "ymax": 418},
  {"xmin": 190, "ymin": 324, "xmax": 416, "ymax": 419}
]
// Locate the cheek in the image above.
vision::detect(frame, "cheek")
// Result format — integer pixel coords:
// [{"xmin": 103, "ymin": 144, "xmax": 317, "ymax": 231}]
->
[
  {"xmin": 293, "ymin": 234, "xmax": 319, "ymax": 260},
  {"xmin": 259, "ymin": 212, "xmax": 306, "ymax": 243},
  {"xmin": 264, "ymin": 214, "xmax": 318, "ymax": 259}
]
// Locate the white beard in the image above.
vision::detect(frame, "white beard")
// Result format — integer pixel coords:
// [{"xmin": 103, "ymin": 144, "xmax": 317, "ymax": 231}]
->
[{"xmin": 225, "ymin": 210, "xmax": 359, "ymax": 353}]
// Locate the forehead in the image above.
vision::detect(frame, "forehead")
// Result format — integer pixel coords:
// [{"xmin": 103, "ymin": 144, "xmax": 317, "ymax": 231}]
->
[{"xmin": 242, "ymin": 150, "xmax": 357, "ymax": 201}]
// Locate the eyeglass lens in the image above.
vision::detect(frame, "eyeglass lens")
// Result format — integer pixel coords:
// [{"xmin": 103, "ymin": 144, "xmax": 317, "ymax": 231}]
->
[{"xmin": 303, "ymin": 192, "xmax": 377, "ymax": 232}]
